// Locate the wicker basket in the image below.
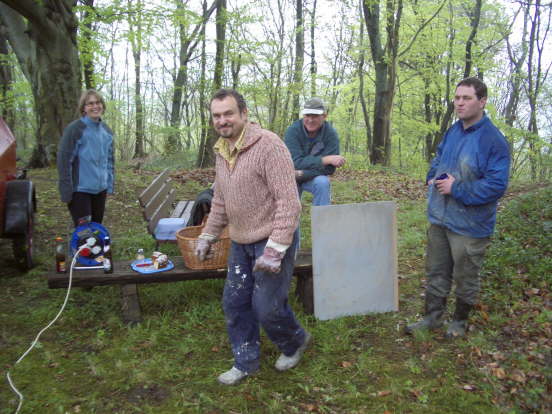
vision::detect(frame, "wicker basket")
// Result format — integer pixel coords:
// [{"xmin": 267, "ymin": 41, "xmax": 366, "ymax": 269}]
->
[{"xmin": 176, "ymin": 224, "xmax": 230, "ymax": 270}]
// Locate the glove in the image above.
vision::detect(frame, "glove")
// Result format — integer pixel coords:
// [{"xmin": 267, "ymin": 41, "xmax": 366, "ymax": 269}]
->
[
  {"xmin": 253, "ymin": 247, "xmax": 285, "ymax": 273},
  {"xmin": 195, "ymin": 238, "xmax": 213, "ymax": 261}
]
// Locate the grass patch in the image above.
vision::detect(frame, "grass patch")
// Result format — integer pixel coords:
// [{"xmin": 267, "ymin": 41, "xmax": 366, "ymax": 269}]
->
[{"xmin": 0, "ymin": 166, "xmax": 549, "ymax": 413}]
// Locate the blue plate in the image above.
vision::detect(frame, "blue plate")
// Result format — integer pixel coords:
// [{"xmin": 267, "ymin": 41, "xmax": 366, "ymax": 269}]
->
[{"xmin": 131, "ymin": 258, "xmax": 174, "ymax": 274}]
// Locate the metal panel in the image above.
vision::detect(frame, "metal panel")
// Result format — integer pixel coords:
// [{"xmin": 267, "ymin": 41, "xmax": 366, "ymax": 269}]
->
[{"xmin": 311, "ymin": 202, "xmax": 398, "ymax": 320}]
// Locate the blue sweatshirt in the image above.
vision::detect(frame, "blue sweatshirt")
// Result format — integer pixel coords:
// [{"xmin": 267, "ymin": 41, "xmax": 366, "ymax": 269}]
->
[
  {"xmin": 284, "ymin": 119, "xmax": 340, "ymax": 181},
  {"xmin": 426, "ymin": 114, "xmax": 510, "ymax": 238},
  {"xmin": 57, "ymin": 116, "xmax": 114, "ymax": 203}
]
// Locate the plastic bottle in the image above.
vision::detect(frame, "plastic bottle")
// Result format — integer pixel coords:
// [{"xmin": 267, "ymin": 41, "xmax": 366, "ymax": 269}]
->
[
  {"xmin": 55, "ymin": 237, "xmax": 66, "ymax": 273},
  {"xmin": 103, "ymin": 236, "xmax": 113, "ymax": 274},
  {"xmin": 136, "ymin": 248, "xmax": 145, "ymax": 261}
]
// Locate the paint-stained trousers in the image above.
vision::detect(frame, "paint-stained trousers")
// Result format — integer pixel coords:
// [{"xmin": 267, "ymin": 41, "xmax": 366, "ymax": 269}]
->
[{"xmin": 222, "ymin": 235, "xmax": 306, "ymax": 373}]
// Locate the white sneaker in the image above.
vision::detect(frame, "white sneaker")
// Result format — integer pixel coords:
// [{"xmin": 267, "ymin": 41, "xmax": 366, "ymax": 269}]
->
[
  {"xmin": 275, "ymin": 332, "xmax": 312, "ymax": 371},
  {"xmin": 217, "ymin": 366, "xmax": 248, "ymax": 385}
]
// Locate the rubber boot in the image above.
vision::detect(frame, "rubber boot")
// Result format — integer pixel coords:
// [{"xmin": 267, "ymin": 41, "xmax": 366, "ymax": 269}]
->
[
  {"xmin": 446, "ymin": 298, "xmax": 473, "ymax": 338},
  {"xmin": 405, "ymin": 293, "xmax": 447, "ymax": 334}
]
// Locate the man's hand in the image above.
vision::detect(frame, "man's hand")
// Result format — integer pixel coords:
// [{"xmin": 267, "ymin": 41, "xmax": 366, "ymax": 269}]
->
[
  {"xmin": 195, "ymin": 238, "xmax": 213, "ymax": 261},
  {"xmin": 322, "ymin": 155, "xmax": 346, "ymax": 167},
  {"xmin": 253, "ymin": 247, "xmax": 285, "ymax": 273},
  {"xmin": 435, "ymin": 174, "xmax": 455, "ymax": 195}
]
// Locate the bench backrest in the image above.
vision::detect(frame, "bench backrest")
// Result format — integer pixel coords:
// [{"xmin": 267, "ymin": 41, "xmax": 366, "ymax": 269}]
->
[{"xmin": 139, "ymin": 169, "xmax": 176, "ymax": 234}]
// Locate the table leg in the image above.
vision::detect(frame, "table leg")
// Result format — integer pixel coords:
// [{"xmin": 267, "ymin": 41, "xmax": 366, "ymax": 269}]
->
[
  {"xmin": 295, "ymin": 271, "xmax": 314, "ymax": 315},
  {"xmin": 121, "ymin": 284, "xmax": 142, "ymax": 325}
]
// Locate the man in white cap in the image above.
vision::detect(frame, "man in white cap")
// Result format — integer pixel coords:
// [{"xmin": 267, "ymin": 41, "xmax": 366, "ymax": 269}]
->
[{"xmin": 284, "ymin": 98, "xmax": 345, "ymax": 206}]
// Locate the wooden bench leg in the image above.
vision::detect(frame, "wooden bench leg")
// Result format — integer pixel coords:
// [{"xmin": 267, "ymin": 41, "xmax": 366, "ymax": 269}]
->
[
  {"xmin": 120, "ymin": 284, "xmax": 142, "ymax": 325},
  {"xmin": 295, "ymin": 272, "xmax": 314, "ymax": 315}
]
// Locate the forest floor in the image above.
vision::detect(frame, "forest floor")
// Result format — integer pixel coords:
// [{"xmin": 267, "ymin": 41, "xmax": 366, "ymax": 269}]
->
[{"xmin": 0, "ymin": 164, "xmax": 550, "ymax": 414}]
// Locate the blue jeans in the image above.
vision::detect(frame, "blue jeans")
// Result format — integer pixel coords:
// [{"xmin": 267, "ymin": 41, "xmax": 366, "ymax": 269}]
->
[
  {"xmin": 299, "ymin": 175, "xmax": 331, "ymax": 206},
  {"xmin": 296, "ymin": 175, "xmax": 331, "ymax": 249},
  {"xmin": 222, "ymin": 236, "xmax": 306, "ymax": 373}
]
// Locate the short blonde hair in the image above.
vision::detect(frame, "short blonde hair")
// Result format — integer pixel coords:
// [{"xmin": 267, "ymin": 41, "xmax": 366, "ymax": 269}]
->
[{"xmin": 78, "ymin": 89, "xmax": 106, "ymax": 116}]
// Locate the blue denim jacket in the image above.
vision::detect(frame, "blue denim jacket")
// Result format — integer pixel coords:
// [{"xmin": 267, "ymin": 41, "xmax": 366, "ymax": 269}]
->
[{"xmin": 426, "ymin": 114, "xmax": 510, "ymax": 238}]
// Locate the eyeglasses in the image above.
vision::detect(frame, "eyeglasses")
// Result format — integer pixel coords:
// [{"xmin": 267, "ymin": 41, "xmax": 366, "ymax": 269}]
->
[{"xmin": 85, "ymin": 101, "xmax": 102, "ymax": 107}]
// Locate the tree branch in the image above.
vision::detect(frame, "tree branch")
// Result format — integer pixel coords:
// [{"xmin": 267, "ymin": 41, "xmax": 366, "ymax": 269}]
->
[
  {"xmin": 0, "ymin": 0, "xmax": 48, "ymax": 28},
  {"xmin": 0, "ymin": 4, "xmax": 32, "ymax": 80},
  {"xmin": 399, "ymin": 0, "xmax": 446, "ymax": 58}
]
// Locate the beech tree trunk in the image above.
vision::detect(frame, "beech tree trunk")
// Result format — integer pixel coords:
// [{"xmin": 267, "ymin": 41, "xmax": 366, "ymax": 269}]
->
[{"xmin": 0, "ymin": 0, "xmax": 82, "ymax": 167}]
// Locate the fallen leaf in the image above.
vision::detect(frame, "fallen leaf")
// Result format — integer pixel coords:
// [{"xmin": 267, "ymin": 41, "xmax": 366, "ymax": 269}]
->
[
  {"xmin": 491, "ymin": 367, "xmax": 506, "ymax": 379},
  {"xmin": 462, "ymin": 384, "xmax": 476, "ymax": 391},
  {"xmin": 341, "ymin": 361, "xmax": 352, "ymax": 368},
  {"xmin": 211, "ymin": 346, "xmax": 220, "ymax": 352},
  {"xmin": 491, "ymin": 352, "xmax": 505, "ymax": 361},
  {"xmin": 409, "ymin": 389, "xmax": 422, "ymax": 398},
  {"xmin": 299, "ymin": 403, "xmax": 317, "ymax": 412},
  {"xmin": 376, "ymin": 390, "xmax": 392, "ymax": 397},
  {"xmin": 510, "ymin": 370, "xmax": 526, "ymax": 383}
]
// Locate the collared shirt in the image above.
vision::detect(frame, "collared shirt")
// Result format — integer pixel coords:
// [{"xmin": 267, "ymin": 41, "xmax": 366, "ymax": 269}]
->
[{"xmin": 213, "ymin": 125, "xmax": 247, "ymax": 169}]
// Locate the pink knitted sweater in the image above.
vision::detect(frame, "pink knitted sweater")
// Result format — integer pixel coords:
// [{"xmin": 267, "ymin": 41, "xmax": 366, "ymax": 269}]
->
[{"xmin": 203, "ymin": 122, "xmax": 301, "ymax": 245}]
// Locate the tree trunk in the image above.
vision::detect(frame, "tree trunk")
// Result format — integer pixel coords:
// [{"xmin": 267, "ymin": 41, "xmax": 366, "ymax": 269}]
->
[
  {"xmin": 167, "ymin": 0, "xmax": 217, "ymax": 154},
  {"xmin": 363, "ymin": 0, "xmax": 403, "ymax": 166},
  {"xmin": 196, "ymin": 0, "xmax": 209, "ymax": 168},
  {"xmin": 309, "ymin": 0, "xmax": 317, "ymax": 97},
  {"xmin": 0, "ymin": 26, "xmax": 15, "ymax": 127},
  {"xmin": 357, "ymin": 0, "xmax": 371, "ymax": 158},
  {"xmin": 291, "ymin": 0, "xmax": 304, "ymax": 121},
  {"xmin": 197, "ymin": 0, "xmax": 226, "ymax": 168},
  {"xmin": 81, "ymin": 0, "xmax": 96, "ymax": 90},
  {"xmin": 127, "ymin": 0, "xmax": 145, "ymax": 159},
  {"xmin": 435, "ymin": 0, "xmax": 482, "ymax": 154},
  {"xmin": 0, "ymin": 0, "xmax": 82, "ymax": 167}
]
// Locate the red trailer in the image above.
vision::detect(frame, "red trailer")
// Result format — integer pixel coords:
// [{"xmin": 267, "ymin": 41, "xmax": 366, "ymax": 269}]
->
[{"xmin": 0, "ymin": 118, "xmax": 36, "ymax": 270}]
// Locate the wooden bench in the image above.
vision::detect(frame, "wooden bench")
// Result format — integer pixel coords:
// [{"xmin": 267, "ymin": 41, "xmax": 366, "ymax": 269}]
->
[
  {"xmin": 138, "ymin": 168, "xmax": 195, "ymax": 247},
  {"xmin": 47, "ymin": 250, "xmax": 314, "ymax": 325}
]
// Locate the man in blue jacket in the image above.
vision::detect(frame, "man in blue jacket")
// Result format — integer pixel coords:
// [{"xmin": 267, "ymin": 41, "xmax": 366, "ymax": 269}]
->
[
  {"xmin": 406, "ymin": 77, "xmax": 510, "ymax": 338},
  {"xmin": 284, "ymin": 98, "xmax": 345, "ymax": 206}
]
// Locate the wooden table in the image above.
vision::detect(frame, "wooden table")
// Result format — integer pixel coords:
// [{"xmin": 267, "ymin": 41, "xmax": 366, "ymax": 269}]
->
[{"xmin": 46, "ymin": 250, "xmax": 313, "ymax": 324}]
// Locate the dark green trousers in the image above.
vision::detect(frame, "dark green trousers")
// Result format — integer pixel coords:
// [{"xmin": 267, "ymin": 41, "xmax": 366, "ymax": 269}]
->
[{"xmin": 426, "ymin": 224, "xmax": 491, "ymax": 305}]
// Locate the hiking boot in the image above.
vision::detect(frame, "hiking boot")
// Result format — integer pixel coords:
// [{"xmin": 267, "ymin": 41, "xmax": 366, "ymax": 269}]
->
[
  {"xmin": 446, "ymin": 298, "xmax": 473, "ymax": 338},
  {"xmin": 217, "ymin": 366, "xmax": 248, "ymax": 385},
  {"xmin": 405, "ymin": 293, "xmax": 447, "ymax": 334},
  {"xmin": 275, "ymin": 331, "xmax": 312, "ymax": 371}
]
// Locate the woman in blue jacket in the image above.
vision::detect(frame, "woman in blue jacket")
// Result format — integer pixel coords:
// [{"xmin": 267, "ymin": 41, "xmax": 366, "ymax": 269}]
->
[{"xmin": 57, "ymin": 89, "xmax": 114, "ymax": 226}]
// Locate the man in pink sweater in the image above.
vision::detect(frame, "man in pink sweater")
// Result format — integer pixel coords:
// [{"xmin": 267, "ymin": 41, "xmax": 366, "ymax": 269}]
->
[{"xmin": 195, "ymin": 89, "xmax": 311, "ymax": 385}]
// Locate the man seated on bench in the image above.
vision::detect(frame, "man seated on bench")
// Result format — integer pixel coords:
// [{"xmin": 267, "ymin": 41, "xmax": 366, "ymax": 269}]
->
[{"xmin": 284, "ymin": 98, "xmax": 345, "ymax": 207}]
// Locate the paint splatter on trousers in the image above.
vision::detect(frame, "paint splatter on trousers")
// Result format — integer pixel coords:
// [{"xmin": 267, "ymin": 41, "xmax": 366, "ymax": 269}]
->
[{"xmin": 222, "ymin": 236, "xmax": 306, "ymax": 373}]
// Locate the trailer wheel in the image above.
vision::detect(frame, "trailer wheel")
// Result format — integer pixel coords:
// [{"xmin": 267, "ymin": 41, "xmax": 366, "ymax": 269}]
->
[
  {"xmin": 5, "ymin": 180, "xmax": 36, "ymax": 271},
  {"xmin": 12, "ymin": 211, "xmax": 34, "ymax": 271}
]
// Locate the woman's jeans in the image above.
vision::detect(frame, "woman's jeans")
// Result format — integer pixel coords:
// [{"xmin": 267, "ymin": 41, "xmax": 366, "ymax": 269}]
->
[{"xmin": 222, "ymin": 235, "xmax": 307, "ymax": 373}]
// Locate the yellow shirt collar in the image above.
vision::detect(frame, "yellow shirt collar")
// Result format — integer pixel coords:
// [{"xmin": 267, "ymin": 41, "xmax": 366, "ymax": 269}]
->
[{"xmin": 214, "ymin": 125, "xmax": 247, "ymax": 168}]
